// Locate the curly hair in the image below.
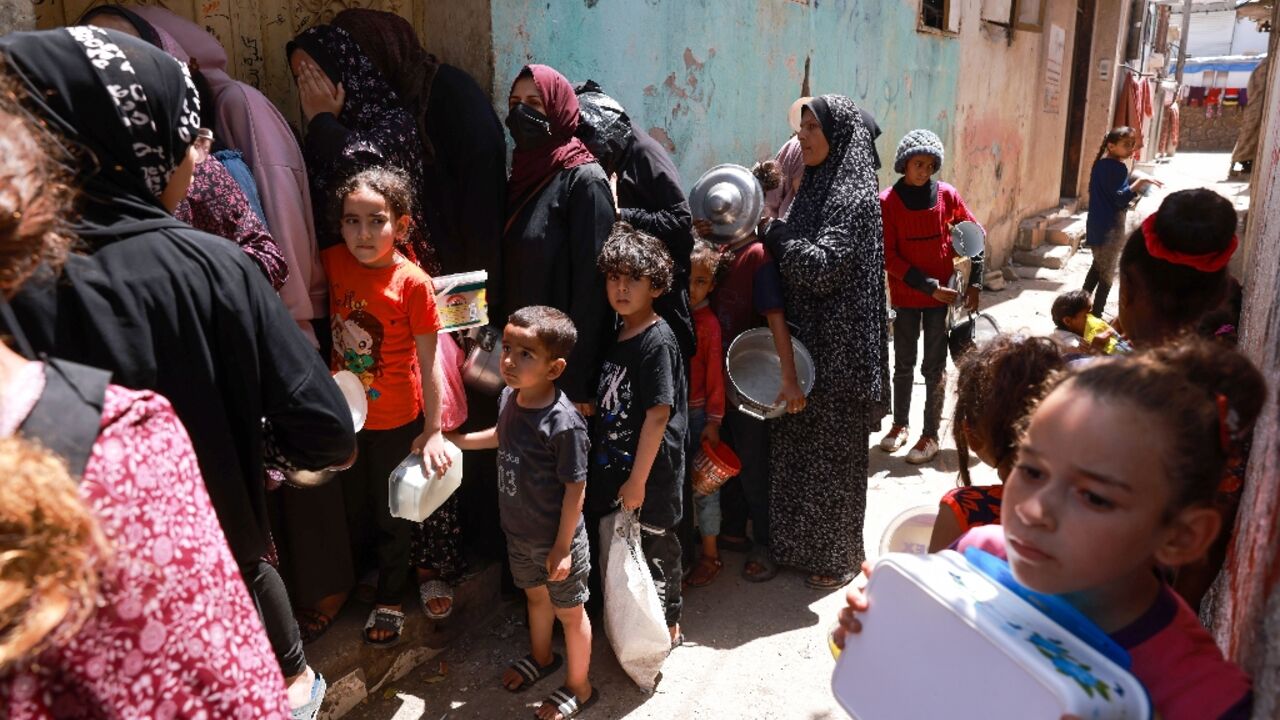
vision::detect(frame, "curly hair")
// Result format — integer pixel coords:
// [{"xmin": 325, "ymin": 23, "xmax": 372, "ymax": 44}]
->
[
  {"xmin": 0, "ymin": 436, "xmax": 110, "ymax": 671},
  {"xmin": 0, "ymin": 64, "xmax": 76, "ymax": 297},
  {"xmin": 953, "ymin": 334, "xmax": 1065, "ymax": 486},
  {"xmin": 752, "ymin": 159, "xmax": 783, "ymax": 192},
  {"xmin": 332, "ymin": 166, "xmax": 416, "ymax": 230},
  {"xmin": 596, "ymin": 221, "xmax": 673, "ymax": 293}
]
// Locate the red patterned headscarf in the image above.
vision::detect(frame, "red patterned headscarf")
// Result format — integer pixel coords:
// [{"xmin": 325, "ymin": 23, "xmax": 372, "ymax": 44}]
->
[{"xmin": 506, "ymin": 64, "xmax": 596, "ymax": 208}]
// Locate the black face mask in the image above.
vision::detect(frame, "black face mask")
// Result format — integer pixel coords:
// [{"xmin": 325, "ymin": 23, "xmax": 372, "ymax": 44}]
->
[{"xmin": 506, "ymin": 103, "xmax": 553, "ymax": 150}]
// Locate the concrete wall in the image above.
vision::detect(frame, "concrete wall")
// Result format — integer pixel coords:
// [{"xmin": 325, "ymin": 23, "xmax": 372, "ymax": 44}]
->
[
  {"xmin": 1207, "ymin": 7, "xmax": 1280, "ymax": 717},
  {"xmin": 419, "ymin": 0, "xmax": 494, "ymax": 99},
  {"xmin": 1073, "ymin": 0, "xmax": 1134, "ymax": 200},
  {"xmin": 490, "ymin": 0, "xmax": 1080, "ymax": 271},
  {"xmin": 0, "ymin": 0, "xmax": 35, "ymax": 35},
  {"xmin": 951, "ymin": 0, "xmax": 1078, "ymax": 269}
]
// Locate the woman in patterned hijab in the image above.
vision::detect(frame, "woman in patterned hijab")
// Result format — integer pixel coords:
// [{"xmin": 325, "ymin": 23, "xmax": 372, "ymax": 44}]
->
[
  {"xmin": 761, "ymin": 94, "xmax": 890, "ymax": 589},
  {"xmin": 288, "ymin": 24, "xmax": 439, "ymax": 275},
  {"xmin": 0, "ymin": 25, "xmax": 200, "ymax": 233}
]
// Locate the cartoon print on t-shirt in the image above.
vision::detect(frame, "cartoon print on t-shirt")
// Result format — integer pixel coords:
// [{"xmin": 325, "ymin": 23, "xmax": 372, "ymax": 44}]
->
[
  {"xmin": 332, "ymin": 295, "xmax": 384, "ymax": 401},
  {"xmin": 594, "ymin": 360, "xmax": 634, "ymax": 470},
  {"xmin": 497, "ymin": 449, "xmax": 519, "ymax": 497}
]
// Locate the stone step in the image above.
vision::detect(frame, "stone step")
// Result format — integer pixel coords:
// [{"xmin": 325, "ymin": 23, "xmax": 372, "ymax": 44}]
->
[
  {"xmin": 311, "ymin": 561, "xmax": 504, "ymax": 719},
  {"xmin": 1012, "ymin": 243, "xmax": 1075, "ymax": 269},
  {"xmin": 1014, "ymin": 264, "xmax": 1063, "ymax": 281},
  {"xmin": 1045, "ymin": 215, "xmax": 1087, "ymax": 248},
  {"xmin": 983, "ymin": 269, "xmax": 1006, "ymax": 291},
  {"xmin": 1016, "ymin": 218, "xmax": 1047, "ymax": 251}
]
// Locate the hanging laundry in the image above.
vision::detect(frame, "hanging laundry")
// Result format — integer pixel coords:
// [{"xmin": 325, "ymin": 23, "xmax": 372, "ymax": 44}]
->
[
  {"xmin": 1222, "ymin": 88, "xmax": 1240, "ymax": 106},
  {"xmin": 1188, "ymin": 86, "xmax": 1206, "ymax": 106}
]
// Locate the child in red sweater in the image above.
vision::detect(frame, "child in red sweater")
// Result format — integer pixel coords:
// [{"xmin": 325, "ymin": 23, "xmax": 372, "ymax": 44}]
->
[
  {"xmin": 880, "ymin": 129, "xmax": 983, "ymax": 465},
  {"xmin": 685, "ymin": 239, "xmax": 729, "ymax": 587}
]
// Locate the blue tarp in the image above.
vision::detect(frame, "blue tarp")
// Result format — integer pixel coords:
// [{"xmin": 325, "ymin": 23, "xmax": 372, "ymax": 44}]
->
[{"xmin": 1183, "ymin": 55, "xmax": 1266, "ymax": 73}]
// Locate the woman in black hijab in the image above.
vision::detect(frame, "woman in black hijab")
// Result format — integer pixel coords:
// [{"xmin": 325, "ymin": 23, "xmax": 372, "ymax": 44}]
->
[
  {"xmin": 761, "ymin": 95, "xmax": 889, "ymax": 590},
  {"xmin": 1, "ymin": 27, "xmax": 354, "ymax": 714}
]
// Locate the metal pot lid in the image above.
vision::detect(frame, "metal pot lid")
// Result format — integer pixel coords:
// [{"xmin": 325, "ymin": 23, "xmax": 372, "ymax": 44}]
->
[
  {"xmin": 951, "ymin": 221, "xmax": 985, "ymax": 258},
  {"xmin": 689, "ymin": 164, "xmax": 765, "ymax": 244}
]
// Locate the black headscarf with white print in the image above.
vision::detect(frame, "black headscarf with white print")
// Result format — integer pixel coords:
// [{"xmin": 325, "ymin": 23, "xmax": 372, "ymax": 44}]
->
[{"xmin": 0, "ymin": 27, "xmax": 200, "ymax": 234}]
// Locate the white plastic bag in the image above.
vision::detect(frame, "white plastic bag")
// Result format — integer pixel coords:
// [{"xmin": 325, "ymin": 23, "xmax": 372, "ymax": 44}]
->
[{"xmin": 600, "ymin": 509, "xmax": 670, "ymax": 692}]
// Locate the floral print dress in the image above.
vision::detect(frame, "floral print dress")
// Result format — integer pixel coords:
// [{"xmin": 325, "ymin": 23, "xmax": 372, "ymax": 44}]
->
[{"xmin": 0, "ymin": 362, "xmax": 289, "ymax": 719}]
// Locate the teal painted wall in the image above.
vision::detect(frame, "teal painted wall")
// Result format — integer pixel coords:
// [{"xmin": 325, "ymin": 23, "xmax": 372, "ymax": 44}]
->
[{"xmin": 490, "ymin": 0, "xmax": 962, "ymax": 190}]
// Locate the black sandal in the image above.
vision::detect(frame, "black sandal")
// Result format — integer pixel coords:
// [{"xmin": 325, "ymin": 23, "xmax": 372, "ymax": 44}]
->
[
  {"xmin": 505, "ymin": 652, "xmax": 563, "ymax": 693},
  {"xmin": 363, "ymin": 607, "xmax": 405, "ymax": 647},
  {"xmin": 742, "ymin": 548, "xmax": 778, "ymax": 583},
  {"xmin": 537, "ymin": 686, "xmax": 599, "ymax": 719},
  {"xmin": 295, "ymin": 608, "xmax": 336, "ymax": 645},
  {"xmin": 805, "ymin": 572, "xmax": 856, "ymax": 590}
]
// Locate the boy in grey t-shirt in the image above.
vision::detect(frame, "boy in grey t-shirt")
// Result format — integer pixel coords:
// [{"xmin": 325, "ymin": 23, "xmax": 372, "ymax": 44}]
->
[{"xmin": 448, "ymin": 306, "xmax": 596, "ymax": 719}]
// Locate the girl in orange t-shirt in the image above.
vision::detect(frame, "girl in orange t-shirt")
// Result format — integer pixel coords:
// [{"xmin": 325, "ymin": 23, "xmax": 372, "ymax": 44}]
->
[{"xmin": 322, "ymin": 167, "xmax": 452, "ymax": 646}]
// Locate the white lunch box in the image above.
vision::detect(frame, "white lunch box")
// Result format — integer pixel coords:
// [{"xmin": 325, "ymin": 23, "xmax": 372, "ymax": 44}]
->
[{"xmin": 832, "ymin": 550, "xmax": 1151, "ymax": 720}]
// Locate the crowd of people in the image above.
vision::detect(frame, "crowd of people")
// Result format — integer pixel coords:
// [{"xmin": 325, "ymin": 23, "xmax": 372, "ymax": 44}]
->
[{"xmin": 0, "ymin": 8, "xmax": 1267, "ymax": 720}]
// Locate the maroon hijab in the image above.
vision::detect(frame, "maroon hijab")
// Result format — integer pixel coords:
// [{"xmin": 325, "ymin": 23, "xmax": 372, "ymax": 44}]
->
[{"xmin": 506, "ymin": 64, "xmax": 596, "ymax": 208}]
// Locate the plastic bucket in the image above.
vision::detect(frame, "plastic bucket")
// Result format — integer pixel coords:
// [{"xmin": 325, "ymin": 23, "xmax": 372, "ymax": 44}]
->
[
  {"xmin": 434, "ymin": 271, "xmax": 488, "ymax": 333},
  {"xmin": 691, "ymin": 440, "xmax": 742, "ymax": 496}
]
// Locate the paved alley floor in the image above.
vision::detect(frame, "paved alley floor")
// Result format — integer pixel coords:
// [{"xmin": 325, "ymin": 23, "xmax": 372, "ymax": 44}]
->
[{"xmin": 342, "ymin": 153, "xmax": 1245, "ymax": 720}]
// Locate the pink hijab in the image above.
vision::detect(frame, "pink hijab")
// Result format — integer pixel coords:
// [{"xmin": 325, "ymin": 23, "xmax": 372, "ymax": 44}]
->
[{"xmin": 506, "ymin": 64, "xmax": 596, "ymax": 208}]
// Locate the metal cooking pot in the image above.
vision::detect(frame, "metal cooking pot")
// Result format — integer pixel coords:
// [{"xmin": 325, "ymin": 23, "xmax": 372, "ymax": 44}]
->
[
  {"xmin": 725, "ymin": 328, "xmax": 816, "ymax": 420},
  {"xmin": 689, "ymin": 164, "xmax": 765, "ymax": 244},
  {"xmin": 461, "ymin": 325, "xmax": 505, "ymax": 395}
]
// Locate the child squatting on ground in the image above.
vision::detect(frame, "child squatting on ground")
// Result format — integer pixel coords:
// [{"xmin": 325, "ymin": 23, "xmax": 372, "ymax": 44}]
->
[
  {"xmin": 879, "ymin": 129, "xmax": 984, "ymax": 466},
  {"xmin": 1084, "ymin": 126, "xmax": 1161, "ymax": 319},
  {"xmin": 927, "ymin": 335, "xmax": 1066, "ymax": 552},
  {"xmin": 1051, "ymin": 290, "xmax": 1127, "ymax": 357},
  {"xmin": 447, "ymin": 306, "xmax": 597, "ymax": 720},
  {"xmin": 587, "ymin": 222, "xmax": 688, "ymax": 645},
  {"xmin": 322, "ymin": 167, "xmax": 453, "ymax": 647},
  {"xmin": 837, "ymin": 338, "xmax": 1265, "ymax": 719}
]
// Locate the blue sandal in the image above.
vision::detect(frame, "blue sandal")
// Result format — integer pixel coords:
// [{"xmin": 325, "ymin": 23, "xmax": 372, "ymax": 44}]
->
[{"xmin": 290, "ymin": 671, "xmax": 326, "ymax": 720}]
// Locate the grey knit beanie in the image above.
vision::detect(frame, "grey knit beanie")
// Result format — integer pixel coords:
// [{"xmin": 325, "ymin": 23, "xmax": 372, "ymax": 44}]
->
[{"xmin": 893, "ymin": 129, "xmax": 945, "ymax": 175}]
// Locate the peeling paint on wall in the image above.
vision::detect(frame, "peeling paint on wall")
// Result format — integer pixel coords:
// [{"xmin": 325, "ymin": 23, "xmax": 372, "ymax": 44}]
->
[{"xmin": 490, "ymin": 0, "xmax": 960, "ymax": 188}]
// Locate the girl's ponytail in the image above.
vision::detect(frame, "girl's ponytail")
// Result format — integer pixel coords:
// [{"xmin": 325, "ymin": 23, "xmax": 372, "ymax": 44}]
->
[{"xmin": 1093, "ymin": 126, "xmax": 1136, "ymax": 165}]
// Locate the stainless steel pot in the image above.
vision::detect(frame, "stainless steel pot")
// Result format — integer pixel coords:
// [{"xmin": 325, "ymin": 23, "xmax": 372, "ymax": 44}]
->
[
  {"xmin": 725, "ymin": 328, "xmax": 815, "ymax": 420},
  {"xmin": 461, "ymin": 325, "xmax": 505, "ymax": 395}
]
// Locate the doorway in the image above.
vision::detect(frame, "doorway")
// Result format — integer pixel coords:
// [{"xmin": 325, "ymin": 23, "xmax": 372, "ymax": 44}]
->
[{"xmin": 1060, "ymin": 0, "xmax": 1098, "ymax": 198}]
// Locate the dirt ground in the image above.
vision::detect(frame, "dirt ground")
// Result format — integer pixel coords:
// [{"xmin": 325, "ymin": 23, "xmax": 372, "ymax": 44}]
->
[{"xmin": 343, "ymin": 153, "xmax": 1244, "ymax": 720}]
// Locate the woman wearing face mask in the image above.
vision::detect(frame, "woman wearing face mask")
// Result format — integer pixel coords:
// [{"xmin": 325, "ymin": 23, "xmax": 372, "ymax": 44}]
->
[{"xmin": 496, "ymin": 65, "xmax": 616, "ymax": 413}]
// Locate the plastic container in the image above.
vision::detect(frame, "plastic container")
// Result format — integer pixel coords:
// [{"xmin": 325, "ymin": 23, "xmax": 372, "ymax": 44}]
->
[
  {"xmin": 832, "ymin": 550, "xmax": 1151, "ymax": 720},
  {"xmin": 434, "ymin": 271, "xmax": 488, "ymax": 333},
  {"xmin": 876, "ymin": 504, "xmax": 938, "ymax": 558},
  {"xmin": 387, "ymin": 442, "xmax": 464, "ymax": 522},
  {"xmin": 332, "ymin": 370, "xmax": 368, "ymax": 432},
  {"xmin": 691, "ymin": 440, "xmax": 742, "ymax": 496}
]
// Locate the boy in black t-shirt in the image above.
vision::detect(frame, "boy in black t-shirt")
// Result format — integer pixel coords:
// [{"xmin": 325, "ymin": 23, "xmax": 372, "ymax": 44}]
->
[
  {"xmin": 589, "ymin": 222, "xmax": 688, "ymax": 644},
  {"xmin": 448, "ymin": 306, "xmax": 597, "ymax": 719}
]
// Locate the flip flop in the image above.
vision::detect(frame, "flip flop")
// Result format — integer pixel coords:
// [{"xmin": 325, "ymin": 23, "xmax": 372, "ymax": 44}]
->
[
  {"xmin": 295, "ymin": 608, "xmax": 336, "ymax": 645},
  {"xmin": 419, "ymin": 579, "xmax": 455, "ymax": 621},
  {"xmin": 805, "ymin": 572, "xmax": 856, "ymax": 591},
  {"xmin": 363, "ymin": 607, "xmax": 405, "ymax": 647},
  {"xmin": 290, "ymin": 671, "xmax": 326, "ymax": 720},
  {"xmin": 742, "ymin": 548, "xmax": 778, "ymax": 583},
  {"xmin": 537, "ymin": 686, "xmax": 599, "ymax": 719},
  {"xmin": 505, "ymin": 652, "xmax": 563, "ymax": 693}
]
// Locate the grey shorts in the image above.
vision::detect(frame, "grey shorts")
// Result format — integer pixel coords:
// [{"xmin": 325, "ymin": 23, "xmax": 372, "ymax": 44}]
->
[{"xmin": 507, "ymin": 526, "xmax": 590, "ymax": 609}]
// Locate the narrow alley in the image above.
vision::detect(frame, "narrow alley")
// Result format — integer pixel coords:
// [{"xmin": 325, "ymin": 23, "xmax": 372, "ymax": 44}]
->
[{"xmin": 341, "ymin": 153, "xmax": 1250, "ymax": 720}]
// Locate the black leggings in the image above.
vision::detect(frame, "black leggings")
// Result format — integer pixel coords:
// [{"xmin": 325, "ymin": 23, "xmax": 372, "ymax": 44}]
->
[{"xmin": 242, "ymin": 559, "xmax": 307, "ymax": 678}]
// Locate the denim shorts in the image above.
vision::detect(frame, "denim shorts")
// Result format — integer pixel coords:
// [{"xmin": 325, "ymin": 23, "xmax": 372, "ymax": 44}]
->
[{"xmin": 506, "ymin": 526, "xmax": 591, "ymax": 609}]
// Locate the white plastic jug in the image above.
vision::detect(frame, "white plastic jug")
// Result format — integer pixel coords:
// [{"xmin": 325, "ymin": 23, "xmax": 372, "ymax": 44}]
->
[{"xmin": 388, "ymin": 441, "xmax": 464, "ymax": 522}]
